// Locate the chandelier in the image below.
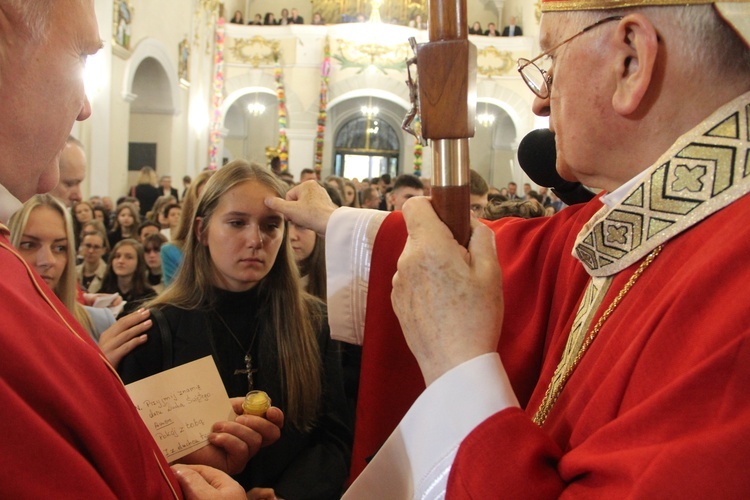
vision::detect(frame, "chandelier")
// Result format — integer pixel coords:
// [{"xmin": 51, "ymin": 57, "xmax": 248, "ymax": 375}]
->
[
  {"xmin": 247, "ymin": 94, "xmax": 266, "ymax": 116},
  {"xmin": 361, "ymin": 96, "xmax": 379, "ymax": 118},
  {"xmin": 477, "ymin": 102, "xmax": 495, "ymax": 127}
]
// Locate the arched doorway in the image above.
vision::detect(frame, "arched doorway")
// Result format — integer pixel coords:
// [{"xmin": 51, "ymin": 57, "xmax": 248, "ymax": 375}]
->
[
  {"xmin": 333, "ymin": 107, "xmax": 401, "ymax": 180},
  {"xmin": 223, "ymin": 90, "xmax": 278, "ymax": 166}
]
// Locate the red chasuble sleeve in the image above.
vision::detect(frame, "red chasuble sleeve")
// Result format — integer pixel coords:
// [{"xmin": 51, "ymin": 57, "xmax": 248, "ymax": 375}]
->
[{"xmin": 0, "ymin": 234, "xmax": 181, "ymax": 499}]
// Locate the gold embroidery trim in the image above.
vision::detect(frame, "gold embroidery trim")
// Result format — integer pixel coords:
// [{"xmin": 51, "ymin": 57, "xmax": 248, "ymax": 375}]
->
[{"xmin": 533, "ymin": 244, "xmax": 664, "ymax": 427}]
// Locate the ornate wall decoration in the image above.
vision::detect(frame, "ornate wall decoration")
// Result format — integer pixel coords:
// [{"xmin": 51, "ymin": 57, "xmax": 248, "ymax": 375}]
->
[
  {"xmin": 112, "ymin": 0, "xmax": 133, "ymax": 50},
  {"xmin": 209, "ymin": 18, "xmax": 225, "ymax": 170},
  {"xmin": 178, "ymin": 37, "xmax": 190, "ymax": 84},
  {"xmin": 275, "ymin": 59, "xmax": 289, "ymax": 171},
  {"xmin": 477, "ymin": 46, "xmax": 515, "ymax": 78},
  {"xmin": 334, "ymin": 38, "xmax": 409, "ymax": 74},
  {"xmin": 314, "ymin": 39, "xmax": 332, "ymax": 176},
  {"xmin": 312, "ymin": 0, "xmax": 426, "ymax": 24},
  {"xmin": 228, "ymin": 37, "xmax": 281, "ymax": 67}
]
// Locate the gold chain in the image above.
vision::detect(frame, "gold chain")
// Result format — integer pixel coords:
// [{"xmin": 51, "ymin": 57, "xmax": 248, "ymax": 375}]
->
[{"xmin": 532, "ymin": 244, "xmax": 664, "ymax": 427}]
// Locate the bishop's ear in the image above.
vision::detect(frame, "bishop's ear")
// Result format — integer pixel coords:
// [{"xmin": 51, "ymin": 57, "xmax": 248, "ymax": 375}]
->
[{"xmin": 611, "ymin": 14, "xmax": 660, "ymax": 116}]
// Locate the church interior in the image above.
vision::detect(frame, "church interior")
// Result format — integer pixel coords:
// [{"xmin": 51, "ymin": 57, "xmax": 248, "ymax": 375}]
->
[{"xmin": 79, "ymin": 0, "xmax": 547, "ymax": 199}]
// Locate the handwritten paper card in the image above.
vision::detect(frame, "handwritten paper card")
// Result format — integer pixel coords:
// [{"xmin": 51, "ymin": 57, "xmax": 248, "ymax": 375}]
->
[{"xmin": 125, "ymin": 356, "xmax": 235, "ymax": 463}]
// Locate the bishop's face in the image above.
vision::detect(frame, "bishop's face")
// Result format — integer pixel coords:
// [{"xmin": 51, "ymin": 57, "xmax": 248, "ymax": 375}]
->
[{"xmin": 533, "ymin": 13, "xmax": 621, "ymax": 189}]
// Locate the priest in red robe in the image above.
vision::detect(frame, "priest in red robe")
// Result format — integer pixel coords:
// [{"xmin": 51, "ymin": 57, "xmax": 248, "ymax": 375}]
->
[{"xmin": 0, "ymin": 1, "xmax": 279, "ymax": 497}]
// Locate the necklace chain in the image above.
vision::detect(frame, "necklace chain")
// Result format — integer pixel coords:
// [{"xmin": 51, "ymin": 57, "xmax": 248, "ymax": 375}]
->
[
  {"xmin": 214, "ymin": 312, "xmax": 259, "ymax": 391},
  {"xmin": 532, "ymin": 244, "xmax": 664, "ymax": 427}
]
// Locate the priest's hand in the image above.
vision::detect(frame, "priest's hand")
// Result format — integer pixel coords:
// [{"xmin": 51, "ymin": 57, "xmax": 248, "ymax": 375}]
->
[
  {"xmin": 179, "ymin": 400, "xmax": 284, "ymax": 475},
  {"xmin": 98, "ymin": 308, "xmax": 150, "ymax": 368},
  {"xmin": 392, "ymin": 197, "xmax": 504, "ymax": 386},
  {"xmin": 265, "ymin": 180, "xmax": 337, "ymax": 236},
  {"xmin": 171, "ymin": 464, "xmax": 246, "ymax": 499}
]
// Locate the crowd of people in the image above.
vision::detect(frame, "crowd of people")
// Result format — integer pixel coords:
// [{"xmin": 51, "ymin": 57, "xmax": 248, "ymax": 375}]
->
[
  {"xmin": 48, "ymin": 159, "xmax": 556, "ymax": 333},
  {"xmin": 2, "ymin": 0, "xmax": 749, "ymax": 498},
  {"xmin": 469, "ymin": 16, "xmax": 524, "ymax": 36},
  {"xmin": 230, "ymin": 7, "xmax": 313, "ymax": 26}
]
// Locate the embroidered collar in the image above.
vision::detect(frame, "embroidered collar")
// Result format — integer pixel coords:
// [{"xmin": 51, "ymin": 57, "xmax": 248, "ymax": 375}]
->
[{"xmin": 574, "ymin": 91, "xmax": 750, "ymax": 277}]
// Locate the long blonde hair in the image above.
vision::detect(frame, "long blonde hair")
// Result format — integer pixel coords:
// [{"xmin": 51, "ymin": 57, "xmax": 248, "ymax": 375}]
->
[
  {"xmin": 148, "ymin": 161, "xmax": 323, "ymax": 430},
  {"xmin": 136, "ymin": 166, "xmax": 158, "ymax": 186},
  {"xmin": 8, "ymin": 194, "xmax": 94, "ymax": 333}
]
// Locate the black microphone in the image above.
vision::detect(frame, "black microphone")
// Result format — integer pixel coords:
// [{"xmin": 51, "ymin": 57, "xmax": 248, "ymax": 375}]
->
[{"xmin": 516, "ymin": 129, "xmax": 595, "ymax": 205}]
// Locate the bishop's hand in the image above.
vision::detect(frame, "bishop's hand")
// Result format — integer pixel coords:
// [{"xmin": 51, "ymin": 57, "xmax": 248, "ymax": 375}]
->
[
  {"xmin": 264, "ymin": 180, "xmax": 337, "ymax": 236},
  {"xmin": 392, "ymin": 197, "xmax": 504, "ymax": 386}
]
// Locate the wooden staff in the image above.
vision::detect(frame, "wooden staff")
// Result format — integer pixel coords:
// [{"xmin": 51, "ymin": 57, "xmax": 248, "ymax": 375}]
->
[{"xmin": 415, "ymin": 0, "xmax": 476, "ymax": 246}]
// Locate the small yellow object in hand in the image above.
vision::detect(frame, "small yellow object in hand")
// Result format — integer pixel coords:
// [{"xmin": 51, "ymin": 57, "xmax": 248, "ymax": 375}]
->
[{"xmin": 242, "ymin": 390, "xmax": 271, "ymax": 417}]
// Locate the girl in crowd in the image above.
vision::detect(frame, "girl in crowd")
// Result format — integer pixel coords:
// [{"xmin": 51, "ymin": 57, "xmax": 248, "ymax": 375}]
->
[
  {"xmin": 76, "ymin": 230, "xmax": 109, "ymax": 293},
  {"xmin": 107, "ymin": 202, "xmax": 140, "ymax": 249},
  {"xmin": 230, "ymin": 9, "xmax": 244, "ymax": 24},
  {"xmin": 92, "ymin": 206, "xmax": 110, "ymax": 229},
  {"xmin": 469, "ymin": 21, "xmax": 483, "ymax": 34},
  {"xmin": 99, "ymin": 239, "xmax": 156, "ymax": 316},
  {"xmin": 9, "ymin": 195, "xmax": 151, "ymax": 366},
  {"xmin": 343, "ymin": 179, "xmax": 360, "ymax": 208},
  {"xmin": 143, "ymin": 232, "xmax": 168, "ymax": 294},
  {"xmin": 119, "ymin": 161, "xmax": 352, "ymax": 499},
  {"xmin": 289, "ymin": 208, "xmax": 362, "ymax": 418},
  {"xmin": 161, "ymin": 170, "xmax": 213, "ymax": 285},
  {"xmin": 147, "ymin": 194, "xmax": 176, "ymax": 228},
  {"xmin": 324, "ymin": 175, "xmax": 346, "ymax": 202},
  {"xmin": 288, "ymin": 222, "xmax": 326, "ymax": 301},
  {"xmin": 263, "ymin": 12, "xmax": 276, "ymax": 25},
  {"xmin": 72, "ymin": 200, "xmax": 94, "ymax": 248}
]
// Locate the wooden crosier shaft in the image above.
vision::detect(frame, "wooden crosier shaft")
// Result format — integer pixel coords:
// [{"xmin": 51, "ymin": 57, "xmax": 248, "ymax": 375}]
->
[{"xmin": 418, "ymin": 0, "xmax": 475, "ymax": 247}]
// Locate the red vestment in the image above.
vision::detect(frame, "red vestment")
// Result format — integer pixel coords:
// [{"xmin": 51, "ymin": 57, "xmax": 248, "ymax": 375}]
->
[
  {"xmin": 351, "ymin": 192, "xmax": 750, "ymax": 496},
  {"xmin": 0, "ymin": 231, "xmax": 181, "ymax": 498}
]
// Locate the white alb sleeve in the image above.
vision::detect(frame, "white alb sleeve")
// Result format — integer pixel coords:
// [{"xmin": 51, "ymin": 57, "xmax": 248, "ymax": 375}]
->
[
  {"xmin": 343, "ymin": 353, "xmax": 519, "ymax": 499},
  {"xmin": 325, "ymin": 207, "xmax": 388, "ymax": 345}
]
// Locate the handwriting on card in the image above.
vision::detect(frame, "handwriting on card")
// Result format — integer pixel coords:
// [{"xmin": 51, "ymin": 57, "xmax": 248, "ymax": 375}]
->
[{"xmin": 125, "ymin": 356, "xmax": 235, "ymax": 462}]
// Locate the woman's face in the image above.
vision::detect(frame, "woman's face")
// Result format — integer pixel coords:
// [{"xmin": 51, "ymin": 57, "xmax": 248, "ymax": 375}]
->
[
  {"xmin": 118, "ymin": 208, "xmax": 135, "ymax": 229},
  {"xmin": 144, "ymin": 244, "xmax": 162, "ymax": 271},
  {"xmin": 288, "ymin": 221, "xmax": 317, "ymax": 263},
  {"xmin": 344, "ymin": 185, "xmax": 356, "ymax": 206},
  {"xmin": 80, "ymin": 233, "xmax": 105, "ymax": 265},
  {"xmin": 74, "ymin": 203, "xmax": 93, "ymax": 223},
  {"xmin": 93, "ymin": 208, "xmax": 105, "ymax": 223},
  {"xmin": 111, "ymin": 244, "xmax": 138, "ymax": 279},
  {"xmin": 199, "ymin": 180, "xmax": 284, "ymax": 292},
  {"xmin": 17, "ymin": 206, "xmax": 68, "ymax": 291}
]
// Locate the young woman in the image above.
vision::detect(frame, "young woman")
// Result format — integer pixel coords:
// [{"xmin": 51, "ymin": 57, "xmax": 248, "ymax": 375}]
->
[
  {"xmin": 161, "ymin": 170, "xmax": 213, "ymax": 285},
  {"xmin": 288, "ymin": 221, "xmax": 326, "ymax": 301},
  {"xmin": 72, "ymin": 200, "xmax": 94, "ymax": 248},
  {"xmin": 99, "ymin": 239, "xmax": 156, "ymax": 316},
  {"xmin": 119, "ymin": 161, "xmax": 352, "ymax": 499},
  {"xmin": 76, "ymin": 230, "xmax": 109, "ymax": 293},
  {"xmin": 107, "ymin": 202, "xmax": 140, "ymax": 249},
  {"xmin": 92, "ymin": 205, "xmax": 110, "ymax": 230},
  {"xmin": 343, "ymin": 179, "xmax": 360, "ymax": 208},
  {"xmin": 9, "ymin": 195, "xmax": 151, "ymax": 366},
  {"xmin": 142, "ymin": 232, "xmax": 168, "ymax": 294}
]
